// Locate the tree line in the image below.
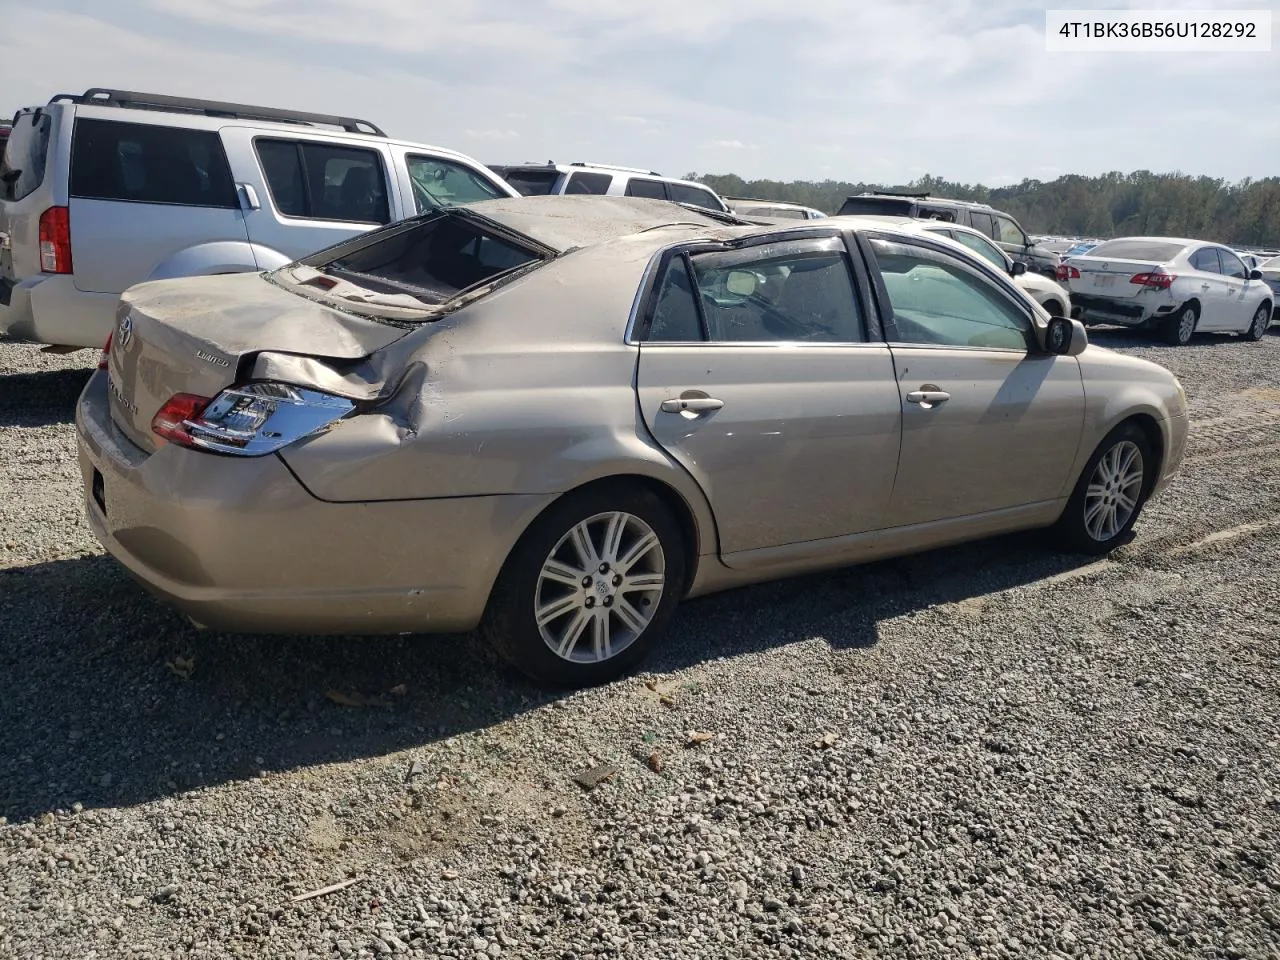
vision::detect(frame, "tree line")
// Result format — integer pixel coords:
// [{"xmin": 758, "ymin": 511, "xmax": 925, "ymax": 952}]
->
[{"xmin": 690, "ymin": 171, "xmax": 1280, "ymax": 248}]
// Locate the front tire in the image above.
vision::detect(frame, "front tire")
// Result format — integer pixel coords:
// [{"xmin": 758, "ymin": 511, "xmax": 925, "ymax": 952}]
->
[
  {"xmin": 482, "ymin": 483, "xmax": 686, "ymax": 688},
  {"xmin": 1056, "ymin": 422, "xmax": 1153, "ymax": 555},
  {"xmin": 1160, "ymin": 304, "xmax": 1198, "ymax": 345},
  {"xmin": 1244, "ymin": 302, "xmax": 1270, "ymax": 341}
]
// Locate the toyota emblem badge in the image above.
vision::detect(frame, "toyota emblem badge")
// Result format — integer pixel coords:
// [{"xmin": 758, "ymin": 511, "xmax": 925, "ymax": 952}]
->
[{"xmin": 118, "ymin": 313, "xmax": 133, "ymax": 350}]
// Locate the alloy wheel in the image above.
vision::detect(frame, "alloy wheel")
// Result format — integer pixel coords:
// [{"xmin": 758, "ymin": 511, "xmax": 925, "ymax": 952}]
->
[
  {"xmin": 1177, "ymin": 309, "xmax": 1196, "ymax": 343},
  {"xmin": 1083, "ymin": 440, "xmax": 1144, "ymax": 542},
  {"xmin": 1250, "ymin": 306, "xmax": 1269, "ymax": 338},
  {"xmin": 534, "ymin": 511, "xmax": 666, "ymax": 663}
]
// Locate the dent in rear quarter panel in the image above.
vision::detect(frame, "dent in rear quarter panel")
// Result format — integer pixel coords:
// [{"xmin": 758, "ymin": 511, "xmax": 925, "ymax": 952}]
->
[{"xmin": 276, "ymin": 238, "xmax": 721, "ymax": 553}]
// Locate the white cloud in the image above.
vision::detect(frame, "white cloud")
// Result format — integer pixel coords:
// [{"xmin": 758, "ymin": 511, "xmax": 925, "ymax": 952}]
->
[{"xmin": 464, "ymin": 129, "xmax": 520, "ymax": 141}]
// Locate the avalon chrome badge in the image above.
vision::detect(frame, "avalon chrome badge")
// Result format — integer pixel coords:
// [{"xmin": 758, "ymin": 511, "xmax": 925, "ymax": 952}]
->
[{"xmin": 117, "ymin": 312, "xmax": 134, "ymax": 350}]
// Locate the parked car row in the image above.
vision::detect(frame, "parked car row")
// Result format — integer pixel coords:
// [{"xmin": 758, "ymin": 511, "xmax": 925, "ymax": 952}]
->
[{"xmin": 836, "ymin": 191, "xmax": 1061, "ymax": 279}]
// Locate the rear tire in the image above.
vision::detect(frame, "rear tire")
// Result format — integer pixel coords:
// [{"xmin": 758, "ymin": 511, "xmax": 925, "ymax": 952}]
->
[
  {"xmin": 1160, "ymin": 304, "xmax": 1197, "ymax": 345},
  {"xmin": 1055, "ymin": 422, "xmax": 1153, "ymax": 555},
  {"xmin": 1244, "ymin": 302, "xmax": 1270, "ymax": 341},
  {"xmin": 1042, "ymin": 299, "xmax": 1065, "ymax": 318},
  {"xmin": 482, "ymin": 483, "xmax": 686, "ymax": 689}
]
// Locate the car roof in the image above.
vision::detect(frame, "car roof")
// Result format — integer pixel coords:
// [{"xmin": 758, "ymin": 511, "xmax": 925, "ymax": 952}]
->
[
  {"xmin": 463, "ymin": 197, "xmax": 986, "ymax": 256},
  {"xmin": 1089, "ymin": 236, "xmax": 1203, "ymax": 248}
]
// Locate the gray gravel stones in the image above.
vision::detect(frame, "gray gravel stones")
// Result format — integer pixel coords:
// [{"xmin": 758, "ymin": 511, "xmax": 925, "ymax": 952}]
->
[{"xmin": 2, "ymin": 330, "xmax": 1280, "ymax": 958}]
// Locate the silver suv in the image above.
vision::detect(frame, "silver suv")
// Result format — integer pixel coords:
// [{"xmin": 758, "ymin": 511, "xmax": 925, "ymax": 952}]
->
[
  {"xmin": 0, "ymin": 88, "xmax": 518, "ymax": 349},
  {"xmin": 494, "ymin": 161, "xmax": 729, "ymax": 213}
]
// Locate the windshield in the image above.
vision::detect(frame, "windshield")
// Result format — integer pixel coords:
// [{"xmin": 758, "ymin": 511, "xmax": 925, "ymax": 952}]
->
[
  {"xmin": 503, "ymin": 168, "xmax": 561, "ymax": 196},
  {"xmin": 407, "ymin": 155, "xmax": 506, "ymax": 214},
  {"xmin": 0, "ymin": 110, "xmax": 53, "ymax": 202},
  {"xmin": 1087, "ymin": 239, "xmax": 1186, "ymax": 261},
  {"xmin": 291, "ymin": 210, "xmax": 546, "ymax": 309}
]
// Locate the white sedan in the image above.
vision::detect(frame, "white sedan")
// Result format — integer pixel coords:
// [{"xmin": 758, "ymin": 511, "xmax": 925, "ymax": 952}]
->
[{"xmin": 1059, "ymin": 237, "xmax": 1274, "ymax": 345}]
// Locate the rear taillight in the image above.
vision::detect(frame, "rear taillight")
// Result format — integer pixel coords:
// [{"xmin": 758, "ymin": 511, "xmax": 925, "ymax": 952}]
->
[
  {"xmin": 1130, "ymin": 271, "xmax": 1176, "ymax": 290},
  {"xmin": 38, "ymin": 206, "xmax": 72, "ymax": 274},
  {"xmin": 98, "ymin": 331, "xmax": 113, "ymax": 371},
  {"xmin": 152, "ymin": 393, "xmax": 213, "ymax": 447},
  {"xmin": 1057, "ymin": 265, "xmax": 1081, "ymax": 281},
  {"xmin": 152, "ymin": 383, "xmax": 355, "ymax": 456}
]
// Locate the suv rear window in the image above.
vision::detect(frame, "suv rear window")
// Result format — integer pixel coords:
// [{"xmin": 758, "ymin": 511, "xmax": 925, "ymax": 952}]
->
[
  {"xmin": 564, "ymin": 171, "xmax": 612, "ymax": 195},
  {"xmin": 504, "ymin": 169, "xmax": 561, "ymax": 196},
  {"xmin": 299, "ymin": 210, "xmax": 545, "ymax": 307},
  {"xmin": 1087, "ymin": 239, "xmax": 1187, "ymax": 262},
  {"xmin": 1, "ymin": 111, "xmax": 53, "ymax": 202},
  {"xmin": 70, "ymin": 118, "xmax": 237, "ymax": 208}
]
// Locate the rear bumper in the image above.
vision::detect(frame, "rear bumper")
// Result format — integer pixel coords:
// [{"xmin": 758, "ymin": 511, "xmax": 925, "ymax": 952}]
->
[
  {"xmin": 75, "ymin": 370, "xmax": 551, "ymax": 635},
  {"xmin": 0, "ymin": 274, "xmax": 119, "ymax": 347},
  {"xmin": 1072, "ymin": 293, "xmax": 1163, "ymax": 325}
]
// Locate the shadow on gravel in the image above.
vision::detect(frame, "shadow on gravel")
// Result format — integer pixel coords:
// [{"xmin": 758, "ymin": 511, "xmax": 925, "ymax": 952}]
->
[
  {"xmin": 0, "ymin": 368, "xmax": 93, "ymax": 427},
  {"xmin": 0, "ymin": 531, "xmax": 1098, "ymax": 822}
]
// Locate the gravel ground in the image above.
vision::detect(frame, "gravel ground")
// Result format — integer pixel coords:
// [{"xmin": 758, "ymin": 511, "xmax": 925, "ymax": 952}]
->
[{"xmin": 1, "ymin": 328, "xmax": 1279, "ymax": 960}]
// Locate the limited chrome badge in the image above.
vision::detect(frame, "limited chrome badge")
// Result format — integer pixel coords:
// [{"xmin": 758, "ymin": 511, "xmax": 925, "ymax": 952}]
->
[
  {"xmin": 196, "ymin": 350, "xmax": 230, "ymax": 368},
  {"xmin": 117, "ymin": 312, "xmax": 134, "ymax": 350}
]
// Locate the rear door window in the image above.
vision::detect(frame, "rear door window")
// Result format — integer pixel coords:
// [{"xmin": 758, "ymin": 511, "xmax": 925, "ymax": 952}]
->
[
  {"xmin": 0, "ymin": 111, "xmax": 53, "ymax": 202},
  {"xmin": 624, "ymin": 178, "xmax": 669, "ymax": 200},
  {"xmin": 563, "ymin": 171, "xmax": 613, "ymax": 195},
  {"xmin": 70, "ymin": 118, "xmax": 237, "ymax": 208},
  {"xmin": 255, "ymin": 139, "xmax": 390, "ymax": 224},
  {"xmin": 968, "ymin": 210, "xmax": 996, "ymax": 238}
]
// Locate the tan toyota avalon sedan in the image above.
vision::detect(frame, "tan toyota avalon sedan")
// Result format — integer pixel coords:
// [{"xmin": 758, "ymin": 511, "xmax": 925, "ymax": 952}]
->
[{"xmin": 76, "ymin": 196, "xmax": 1188, "ymax": 688}]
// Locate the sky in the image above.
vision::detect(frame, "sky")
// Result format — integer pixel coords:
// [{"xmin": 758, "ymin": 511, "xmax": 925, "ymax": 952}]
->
[{"xmin": 3, "ymin": 0, "xmax": 1277, "ymax": 187}]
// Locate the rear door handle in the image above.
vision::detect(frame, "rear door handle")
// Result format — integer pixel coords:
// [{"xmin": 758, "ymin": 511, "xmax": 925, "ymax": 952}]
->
[
  {"xmin": 906, "ymin": 388, "xmax": 951, "ymax": 408},
  {"xmin": 661, "ymin": 397, "xmax": 724, "ymax": 415},
  {"xmin": 237, "ymin": 183, "xmax": 261, "ymax": 211}
]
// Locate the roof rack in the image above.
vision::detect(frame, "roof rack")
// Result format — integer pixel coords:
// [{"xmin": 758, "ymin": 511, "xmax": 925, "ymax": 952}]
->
[
  {"xmin": 50, "ymin": 88, "xmax": 387, "ymax": 137},
  {"xmin": 571, "ymin": 161, "xmax": 662, "ymax": 176},
  {"xmin": 866, "ymin": 189, "xmax": 931, "ymax": 199}
]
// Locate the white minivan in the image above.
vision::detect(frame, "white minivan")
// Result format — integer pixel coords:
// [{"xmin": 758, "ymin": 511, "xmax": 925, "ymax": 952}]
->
[{"xmin": 0, "ymin": 88, "xmax": 519, "ymax": 349}]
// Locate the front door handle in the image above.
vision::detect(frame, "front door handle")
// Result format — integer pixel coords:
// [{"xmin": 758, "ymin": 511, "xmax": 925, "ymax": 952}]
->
[
  {"xmin": 906, "ymin": 387, "xmax": 951, "ymax": 409},
  {"xmin": 1202, "ymin": 283, "xmax": 1210, "ymax": 291},
  {"xmin": 661, "ymin": 396, "xmax": 724, "ymax": 415}
]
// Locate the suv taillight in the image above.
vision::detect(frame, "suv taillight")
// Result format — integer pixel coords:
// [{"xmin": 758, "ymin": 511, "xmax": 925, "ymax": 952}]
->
[
  {"xmin": 1057, "ymin": 265, "xmax": 1081, "ymax": 281},
  {"xmin": 38, "ymin": 206, "xmax": 72, "ymax": 274},
  {"xmin": 1130, "ymin": 270, "xmax": 1176, "ymax": 290}
]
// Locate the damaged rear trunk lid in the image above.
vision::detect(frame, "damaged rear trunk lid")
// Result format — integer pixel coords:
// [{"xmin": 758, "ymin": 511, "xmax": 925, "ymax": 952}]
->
[{"xmin": 106, "ymin": 208, "xmax": 554, "ymax": 453}]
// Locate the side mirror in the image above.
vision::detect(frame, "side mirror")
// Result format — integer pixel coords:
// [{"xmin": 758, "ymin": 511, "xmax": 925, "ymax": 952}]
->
[
  {"xmin": 1250, "ymin": 269, "xmax": 1264, "ymax": 281},
  {"xmin": 1010, "ymin": 260, "xmax": 1028, "ymax": 277},
  {"xmin": 1045, "ymin": 316, "xmax": 1087, "ymax": 356}
]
